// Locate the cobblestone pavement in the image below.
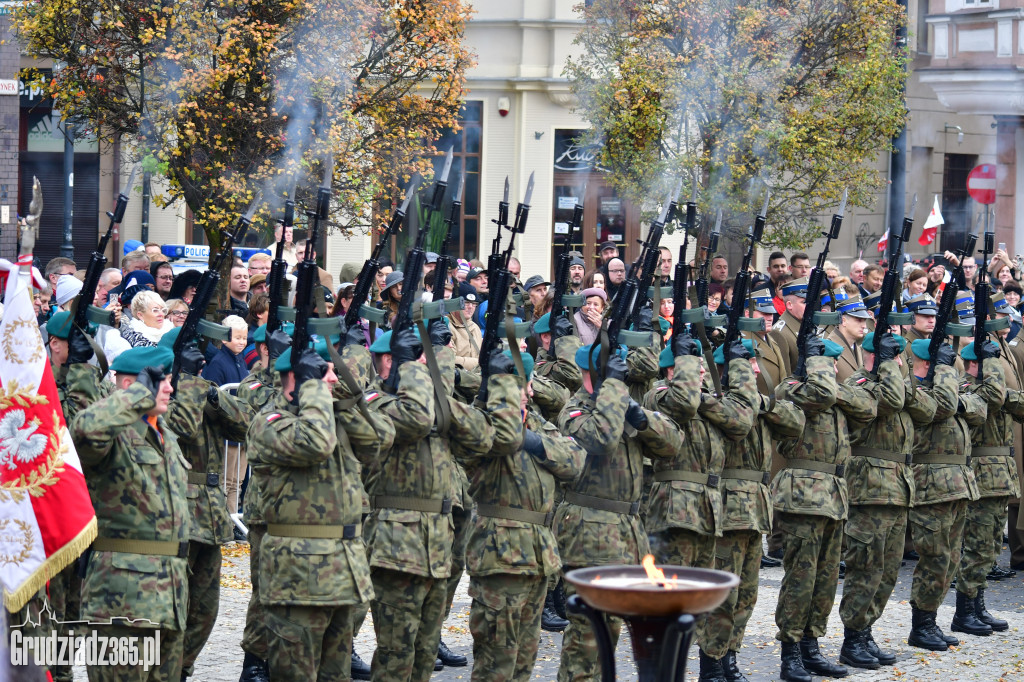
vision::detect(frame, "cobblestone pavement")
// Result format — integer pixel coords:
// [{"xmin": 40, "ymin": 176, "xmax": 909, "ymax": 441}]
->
[{"xmin": 70, "ymin": 543, "xmax": 1023, "ymax": 681}]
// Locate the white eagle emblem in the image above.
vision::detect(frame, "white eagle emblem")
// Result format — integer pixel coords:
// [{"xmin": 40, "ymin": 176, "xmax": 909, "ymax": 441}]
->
[{"xmin": 0, "ymin": 410, "xmax": 48, "ymax": 470}]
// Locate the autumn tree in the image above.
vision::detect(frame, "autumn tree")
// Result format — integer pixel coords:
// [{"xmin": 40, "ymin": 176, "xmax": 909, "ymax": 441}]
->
[
  {"xmin": 14, "ymin": 0, "xmax": 472, "ymax": 251},
  {"xmin": 566, "ymin": 0, "xmax": 907, "ymax": 249}
]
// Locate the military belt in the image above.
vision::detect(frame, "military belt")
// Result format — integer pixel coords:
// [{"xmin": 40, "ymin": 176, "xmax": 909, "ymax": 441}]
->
[
  {"xmin": 785, "ymin": 459, "xmax": 845, "ymax": 477},
  {"xmin": 371, "ymin": 495, "xmax": 453, "ymax": 514},
  {"xmin": 913, "ymin": 453, "xmax": 969, "ymax": 465},
  {"xmin": 851, "ymin": 447, "xmax": 912, "ymax": 465},
  {"xmin": 563, "ymin": 491, "xmax": 640, "ymax": 516},
  {"xmin": 721, "ymin": 468, "xmax": 771, "ymax": 486},
  {"xmin": 187, "ymin": 471, "xmax": 221, "ymax": 487},
  {"xmin": 267, "ymin": 523, "xmax": 361, "ymax": 539},
  {"xmin": 653, "ymin": 470, "xmax": 721, "ymax": 488},
  {"xmin": 92, "ymin": 537, "xmax": 189, "ymax": 558},
  {"xmin": 476, "ymin": 504, "xmax": 554, "ymax": 527},
  {"xmin": 971, "ymin": 446, "xmax": 1012, "ymax": 458}
]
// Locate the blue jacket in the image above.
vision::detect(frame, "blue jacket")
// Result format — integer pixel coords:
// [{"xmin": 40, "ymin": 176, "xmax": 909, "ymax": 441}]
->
[{"xmin": 202, "ymin": 345, "xmax": 248, "ymax": 387}]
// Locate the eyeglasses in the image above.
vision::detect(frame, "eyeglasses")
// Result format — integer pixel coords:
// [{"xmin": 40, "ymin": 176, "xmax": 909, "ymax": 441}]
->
[
  {"xmin": 157, "ymin": 274, "xmax": 174, "ymax": 281},
  {"xmin": 150, "ymin": 307, "xmax": 168, "ymax": 314},
  {"xmin": 169, "ymin": 310, "xmax": 188, "ymax": 318}
]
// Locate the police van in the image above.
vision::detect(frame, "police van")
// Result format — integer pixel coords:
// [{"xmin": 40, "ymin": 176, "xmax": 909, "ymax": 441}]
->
[{"xmin": 159, "ymin": 244, "xmax": 272, "ymax": 275}]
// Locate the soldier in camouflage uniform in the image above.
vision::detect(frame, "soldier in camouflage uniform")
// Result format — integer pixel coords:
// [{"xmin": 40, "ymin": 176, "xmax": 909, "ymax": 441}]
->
[
  {"xmin": 555, "ymin": 343, "xmax": 683, "ymax": 682},
  {"xmin": 771, "ymin": 338, "xmax": 875, "ymax": 682},
  {"xmin": 156, "ymin": 328, "xmax": 252, "ymax": 680},
  {"xmin": 70, "ymin": 344, "xmax": 189, "ymax": 682},
  {"xmin": 839, "ymin": 332, "xmax": 922, "ymax": 670},
  {"xmin": 247, "ymin": 340, "xmax": 392, "ymax": 680},
  {"xmin": 457, "ymin": 352, "xmax": 585, "ymax": 681},
  {"xmin": 953, "ymin": 339, "xmax": 1024, "ymax": 635},
  {"xmin": 237, "ymin": 324, "xmax": 286, "ymax": 682},
  {"xmin": 533, "ymin": 312, "xmax": 583, "ymax": 394},
  {"xmin": 699, "ymin": 340, "xmax": 805, "ymax": 682},
  {"xmin": 363, "ymin": 327, "xmax": 495, "ymax": 682},
  {"xmin": 904, "ymin": 338, "xmax": 983, "ymax": 651}
]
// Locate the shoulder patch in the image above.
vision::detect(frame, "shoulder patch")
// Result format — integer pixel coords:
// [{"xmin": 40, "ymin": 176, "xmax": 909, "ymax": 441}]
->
[
  {"xmin": 568, "ymin": 410, "xmax": 583, "ymax": 418},
  {"xmin": 856, "ymin": 377, "xmax": 868, "ymax": 384},
  {"xmin": 248, "ymin": 382, "xmax": 263, "ymax": 390},
  {"xmin": 1011, "ymin": 340, "xmax": 1019, "ymax": 347},
  {"xmin": 656, "ymin": 385, "xmax": 670, "ymax": 391},
  {"xmin": 787, "ymin": 381, "xmax": 798, "ymax": 385},
  {"xmin": 365, "ymin": 391, "xmax": 380, "ymax": 403},
  {"xmin": 266, "ymin": 413, "xmax": 282, "ymax": 423},
  {"xmin": 772, "ymin": 319, "xmax": 786, "ymax": 331}
]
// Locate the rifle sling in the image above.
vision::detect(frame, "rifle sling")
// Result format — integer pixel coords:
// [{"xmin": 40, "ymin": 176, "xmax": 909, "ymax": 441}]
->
[
  {"xmin": 311, "ymin": 290, "xmax": 378, "ymax": 428},
  {"xmin": 74, "ymin": 322, "xmax": 109, "ymax": 378},
  {"xmin": 504, "ymin": 313, "xmax": 527, "ymax": 383},
  {"xmin": 652, "ymin": 276, "xmax": 664, "ymax": 351},
  {"xmin": 416, "ymin": 319, "xmax": 452, "ymax": 437}
]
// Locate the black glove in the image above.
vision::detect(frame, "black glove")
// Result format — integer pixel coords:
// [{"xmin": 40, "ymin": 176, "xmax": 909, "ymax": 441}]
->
[
  {"xmin": 67, "ymin": 325, "xmax": 94, "ymax": 365},
  {"xmin": 180, "ymin": 346, "xmax": 206, "ymax": 376},
  {"xmin": 672, "ymin": 333, "xmax": 699, "ymax": 358},
  {"xmin": 725, "ymin": 340, "xmax": 751, "ymax": 362},
  {"xmin": 268, "ymin": 329, "xmax": 292, "ymax": 362},
  {"xmin": 390, "ymin": 327, "xmax": 423, "ymax": 367},
  {"xmin": 936, "ymin": 343, "xmax": 956, "ymax": 367},
  {"xmin": 876, "ymin": 335, "xmax": 901, "ymax": 363},
  {"xmin": 805, "ymin": 336, "xmax": 826, "ymax": 358},
  {"xmin": 636, "ymin": 307, "xmax": 654, "ymax": 333},
  {"xmin": 625, "ymin": 399, "xmax": 649, "ymax": 430},
  {"xmin": 293, "ymin": 348, "xmax": 328, "ymax": 387},
  {"xmin": 486, "ymin": 350, "xmax": 516, "ymax": 377},
  {"xmin": 136, "ymin": 366, "xmax": 166, "ymax": 401},
  {"xmin": 428, "ymin": 319, "xmax": 452, "ymax": 347},
  {"xmin": 979, "ymin": 340, "xmax": 1001, "ymax": 360},
  {"xmin": 207, "ymin": 385, "xmax": 220, "ymax": 405},
  {"xmin": 343, "ymin": 321, "xmax": 367, "ymax": 348},
  {"xmin": 522, "ymin": 429, "xmax": 546, "ymax": 458},
  {"xmin": 604, "ymin": 354, "xmax": 628, "ymax": 383},
  {"xmin": 552, "ymin": 315, "xmax": 573, "ymax": 340}
]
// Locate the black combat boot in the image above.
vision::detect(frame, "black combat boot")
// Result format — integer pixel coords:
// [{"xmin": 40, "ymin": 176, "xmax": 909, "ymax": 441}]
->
[
  {"xmin": 908, "ymin": 605, "xmax": 948, "ymax": 651},
  {"xmin": 541, "ymin": 589, "xmax": 569, "ymax": 632},
  {"xmin": 863, "ymin": 628, "xmax": 896, "ymax": 665},
  {"xmin": 975, "ymin": 588, "xmax": 1008, "ymax": 631},
  {"xmin": 438, "ymin": 640, "xmax": 467, "ymax": 667},
  {"xmin": 552, "ymin": 577, "xmax": 568, "ymax": 620},
  {"xmin": 839, "ymin": 628, "xmax": 879, "ymax": 670},
  {"xmin": 351, "ymin": 651, "xmax": 372, "ymax": 680},
  {"xmin": 434, "ymin": 658, "xmax": 444, "ymax": 671},
  {"xmin": 800, "ymin": 636, "xmax": 848, "ymax": 677},
  {"xmin": 760, "ymin": 554, "xmax": 782, "ymax": 568},
  {"xmin": 238, "ymin": 652, "xmax": 270, "ymax": 682},
  {"xmin": 779, "ymin": 642, "xmax": 812, "ymax": 682},
  {"xmin": 698, "ymin": 649, "xmax": 729, "ymax": 682},
  {"xmin": 721, "ymin": 650, "xmax": 750, "ymax": 682},
  {"xmin": 951, "ymin": 590, "xmax": 993, "ymax": 636}
]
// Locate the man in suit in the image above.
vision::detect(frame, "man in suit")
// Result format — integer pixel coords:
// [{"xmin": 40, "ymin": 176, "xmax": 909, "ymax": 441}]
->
[
  {"xmin": 827, "ymin": 296, "xmax": 871, "ymax": 382},
  {"xmin": 769, "ymin": 277, "xmax": 809, "ymax": 377}
]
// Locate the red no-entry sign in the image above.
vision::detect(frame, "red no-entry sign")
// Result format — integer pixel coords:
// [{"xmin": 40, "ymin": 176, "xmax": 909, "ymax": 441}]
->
[{"xmin": 967, "ymin": 164, "xmax": 997, "ymax": 205}]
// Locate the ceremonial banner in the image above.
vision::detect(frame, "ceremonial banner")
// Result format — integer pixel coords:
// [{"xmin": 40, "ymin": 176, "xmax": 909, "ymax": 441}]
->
[
  {"xmin": 918, "ymin": 195, "xmax": 944, "ymax": 246},
  {"xmin": 0, "ymin": 258, "xmax": 96, "ymax": 612}
]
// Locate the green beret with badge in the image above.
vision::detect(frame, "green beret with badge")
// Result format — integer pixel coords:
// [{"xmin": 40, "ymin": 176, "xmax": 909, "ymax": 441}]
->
[
  {"xmin": 823, "ymin": 339, "xmax": 843, "ymax": 358},
  {"xmin": 910, "ymin": 338, "xmax": 931, "ymax": 361},
  {"xmin": 45, "ymin": 311, "xmax": 74, "ymax": 340}
]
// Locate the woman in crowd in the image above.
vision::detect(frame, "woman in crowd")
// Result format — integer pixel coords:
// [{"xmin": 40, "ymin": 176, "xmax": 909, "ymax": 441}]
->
[
  {"xmin": 708, "ymin": 283, "xmax": 725, "ymax": 313},
  {"xmin": 377, "ymin": 270, "xmax": 403, "ymax": 331},
  {"xmin": 168, "ymin": 269, "xmax": 202, "ymax": 305},
  {"xmin": 150, "ymin": 261, "xmax": 175, "ymax": 300},
  {"xmin": 245, "ymin": 293, "xmax": 270, "ymax": 331},
  {"xmin": 659, "ymin": 296, "xmax": 675, "ymax": 341},
  {"xmin": 165, "ymin": 299, "xmax": 190, "ymax": 327},
  {"xmin": 903, "ymin": 267, "xmax": 928, "ymax": 301},
  {"xmin": 119, "ymin": 290, "xmax": 173, "ymax": 349},
  {"xmin": 449, "ymin": 284, "xmax": 482, "ymax": 370},
  {"xmin": 581, "ymin": 269, "xmax": 606, "ymax": 292},
  {"xmin": 332, "ymin": 283, "xmax": 355, "ymax": 317},
  {"xmin": 574, "ymin": 287, "xmax": 607, "ymax": 346}
]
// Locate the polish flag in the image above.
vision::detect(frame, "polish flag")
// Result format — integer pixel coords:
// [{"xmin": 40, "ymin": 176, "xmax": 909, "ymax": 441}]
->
[
  {"xmin": 919, "ymin": 195, "xmax": 944, "ymax": 246},
  {"xmin": 877, "ymin": 228, "xmax": 889, "ymax": 253}
]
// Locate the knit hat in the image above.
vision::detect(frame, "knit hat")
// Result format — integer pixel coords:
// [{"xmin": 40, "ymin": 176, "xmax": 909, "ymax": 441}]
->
[{"xmin": 54, "ymin": 274, "xmax": 83, "ymax": 307}]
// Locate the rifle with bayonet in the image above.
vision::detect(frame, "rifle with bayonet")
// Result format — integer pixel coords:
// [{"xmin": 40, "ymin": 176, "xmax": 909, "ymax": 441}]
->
[
  {"xmin": 432, "ymin": 172, "xmax": 464, "ymax": 304},
  {"xmin": 477, "ymin": 173, "xmax": 534, "ymax": 404},
  {"xmin": 869, "ymin": 194, "xmax": 917, "ymax": 373},
  {"xmin": 672, "ymin": 177, "xmax": 698, "ymax": 335},
  {"xmin": 695, "ymin": 214, "xmax": 720, "ymax": 308},
  {"xmin": 172, "ymin": 191, "xmax": 261, "ymax": 388},
  {"xmin": 721, "ymin": 190, "xmax": 769, "ymax": 387},
  {"xmin": 925, "ymin": 228, "xmax": 977, "ymax": 383},
  {"xmin": 387, "ymin": 149, "xmax": 454, "ymax": 390},
  {"xmin": 291, "ymin": 158, "xmax": 333, "ymax": 377},
  {"xmin": 345, "ymin": 175, "xmax": 420, "ymax": 332},
  {"xmin": 266, "ymin": 182, "xmax": 295, "ymax": 335},
  {"xmin": 628, "ymin": 181, "xmax": 681, "ymax": 331},
  {"xmin": 974, "ymin": 211, "xmax": 995, "ymax": 378},
  {"xmin": 794, "ymin": 190, "xmax": 847, "ymax": 379},
  {"xmin": 548, "ymin": 185, "xmax": 585, "ymax": 353}
]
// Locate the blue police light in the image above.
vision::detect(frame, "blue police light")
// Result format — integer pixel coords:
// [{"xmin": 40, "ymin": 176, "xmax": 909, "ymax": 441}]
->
[{"xmin": 161, "ymin": 244, "xmax": 271, "ymax": 261}]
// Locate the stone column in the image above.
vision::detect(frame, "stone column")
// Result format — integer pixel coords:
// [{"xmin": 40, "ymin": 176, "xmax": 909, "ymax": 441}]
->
[{"xmin": 0, "ymin": 17, "xmax": 21, "ymax": 261}]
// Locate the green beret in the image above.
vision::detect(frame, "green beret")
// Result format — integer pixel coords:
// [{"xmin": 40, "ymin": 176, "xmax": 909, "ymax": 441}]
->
[
  {"xmin": 960, "ymin": 343, "xmax": 980, "ymax": 362},
  {"xmin": 110, "ymin": 346, "xmax": 174, "ymax": 375},
  {"xmin": 823, "ymin": 339, "xmax": 843, "ymax": 358},
  {"xmin": 862, "ymin": 332, "xmax": 906, "ymax": 354},
  {"xmin": 534, "ymin": 313, "xmax": 551, "ymax": 334},
  {"xmin": 158, "ymin": 326, "xmax": 180, "ymax": 350},
  {"xmin": 659, "ymin": 345, "xmax": 674, "ymax": 369},
  {"xmin": 45, "ymin": 311, "xmax": 73, "ymax": 340},
  {"xmin": 253, "ymin": 324, "xmax": 267, "ymax": 343},
  {"xmin": 658, "ymin": 317, "xmax": 670, "ymax": 336},
  {"xmin": 503, "ymin": 349, "xmax": 534, "ymax": 381},
  {"xmin": 910, "ymin": 338, "xmax": 931, "ymax": 361},
  {"xmin": 712, "ymin": 338, "xmax": 755, "ymax": 365},
  {"xmin": 368, "ymin": 327, "xmax": 421, "ymax": 354},
  {"xmin": 274, "ymin": 341, "xmax": 332, "ymax": 373},
  {"xmin": 574, "ymin": 343, "xmax": 627, "ymax": 371}
]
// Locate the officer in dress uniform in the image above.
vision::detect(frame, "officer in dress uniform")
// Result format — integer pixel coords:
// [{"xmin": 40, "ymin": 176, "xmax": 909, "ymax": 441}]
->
[
  {"xmin": 826, "ymin": 297, "xmax": 870, "ymax": 382},
  {"xmin": 768, "ymin": 277, "xmax": 809, "ymax": 377}
]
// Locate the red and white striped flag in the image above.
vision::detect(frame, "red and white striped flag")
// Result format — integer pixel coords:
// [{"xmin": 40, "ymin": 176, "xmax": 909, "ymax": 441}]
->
[
  {"xmin": 0, "ymin": 257, "xmax": 96, "ymax": 612},
  {"xmin": 877, "ymin": 228, "xmax": 889, "ymax": 253},
  {"xmin": 918, "ymin": 195, "xmax": 944, "ymax": 246}
]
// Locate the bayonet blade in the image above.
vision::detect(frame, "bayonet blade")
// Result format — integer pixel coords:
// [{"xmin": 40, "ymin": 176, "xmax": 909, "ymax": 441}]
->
[
  {"xmin": 657, "ymin": 188, "xmax": 674, "ymax": 224},
  {"xmin": 713, "ymin": 208, "xmax": 723, "ymax": 234},
  {"xmin": 502, "ymin": 176, "xmax": 510, "ymax": 204},
  {"xmin": 439, "ymin": 147, "xmax": 454, "ymax": 184},
  {"xmin": 453, "ymin": 172, "xmax": 465, "ymax": 203},
  {"xmin": 837, "ymin": 188, "xmax": 848, "ymax": 217},
  {"xmin": 400, "ymin": 173, "xmax": 421, "ymax": 213},
  {"xmin": 577, "ymin": 182, "xmax": 587, "ymax": 207},
  {"xmin": 122, "ymin": 164, "xmax": 140, "ymax": 196},
  {"xmin": 244, "ymin": 190, "xmax": 264, "ymax": 221},
  {"xmin": 690, "ymin": 167, "xmax": 699, "ymax": 203},
  {"xmin": 321, "ymin": 154, "xmax": 334, "ymax": 188},
  {"xmin": 287, "ymin": 178, "xmax": 297, "ymax": 203},
  {"xmin": 907, "ymin": 193, "xmax": 918, "ymax": 218},
  {"xmin": 759, "ymin": 189, "xmax": 771, "ymax": 218},
  {"xmin": 523, "ymin": 171, "xmax": 535, "ymax": 205}
]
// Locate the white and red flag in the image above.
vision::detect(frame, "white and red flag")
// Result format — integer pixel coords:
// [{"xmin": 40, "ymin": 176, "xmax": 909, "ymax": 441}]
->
[
  {"xmin": 919, "ymin": 195, "xmax": 944, "ymax": 246},
  {"xmin": 877, "ymin": 228, "xmax": 889, "ymax": 253},
  {"xmin": 0, "ymin": 256, "xmax": 96, "ymax": 612}
]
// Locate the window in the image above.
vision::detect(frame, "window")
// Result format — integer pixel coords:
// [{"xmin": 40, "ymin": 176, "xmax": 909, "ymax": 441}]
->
[{"xmin": 940, "ymin": 153, "xmax": 977, "ymax": 254}]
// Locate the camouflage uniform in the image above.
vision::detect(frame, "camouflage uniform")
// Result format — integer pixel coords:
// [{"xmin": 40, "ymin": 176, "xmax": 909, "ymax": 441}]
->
[
  {"xmin": 908, "ymin": 364, "xmax": 983, "ymax": 610},
  {"xmin": 957, "ymin": 361, "xmax": 1024, "ymax": 597},
  {"xmin": 164, "ymin": 374, "xmax": 251, "ymax": 678},
  {"xmin": 554, "ymin": 375, "xmax": 683, "ymax": 682},
  {"xmin": 772, "ymin": 356, "xmax": 874, "ymax": 643},
  {"xmin": 702, "ymin": 394, "xmax": 805, "ymax": 659},
  {"xmin": 69, "ymin": 364, "xmax": 189, "ymax": 682},
  {"xmin": 236, "ymin": 365, "xmax": 278, "ymax": 662},
  {"xmin": 364, "ymin": 356, "xmax": 494, "ymax": 682},
  {"xmin": 530, "ymin": 373, "xmax": 572, "ymax": 423},
  {"xmin": 840, "ymin": 361, "xmax": 920, "ymax": 631},
  {"xmin": 535, "ymin": 336, "xmax": 583, "ymax": 394},
  {"xmin": 247, "ymin": 362, "xmax": 393, "ymax": 680},
  {"xmin": 457, "ymin": 375, "xmax": 585, "ymax": 682}
]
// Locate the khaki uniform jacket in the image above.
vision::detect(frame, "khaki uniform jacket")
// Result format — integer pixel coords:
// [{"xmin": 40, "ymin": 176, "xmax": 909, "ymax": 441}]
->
[
  {"xmin": 768, "ymin": 310, "xmax": 801, "ymax": 377},
  {"xmin": 827, "ymin": 328, "xmax": 863, "ymax": 383},
  {"xmin": 449, "ymin": 312, "xmax": 482, "ymax": 371},
  {"xmin": 745, "ymin": 331, "xmax": 785, "ymax": 394}
]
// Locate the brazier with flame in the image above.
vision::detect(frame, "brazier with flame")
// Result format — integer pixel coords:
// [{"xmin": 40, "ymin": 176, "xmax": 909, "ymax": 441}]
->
[{"xmin": 565, "ymin": 556, "xmax": 739, "ymax": 682}]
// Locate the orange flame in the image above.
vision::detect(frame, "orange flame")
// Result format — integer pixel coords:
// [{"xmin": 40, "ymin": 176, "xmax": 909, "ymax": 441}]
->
[{"xmin": 642, "ymin": 554, "xmax": 666, "ymax": 583}]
